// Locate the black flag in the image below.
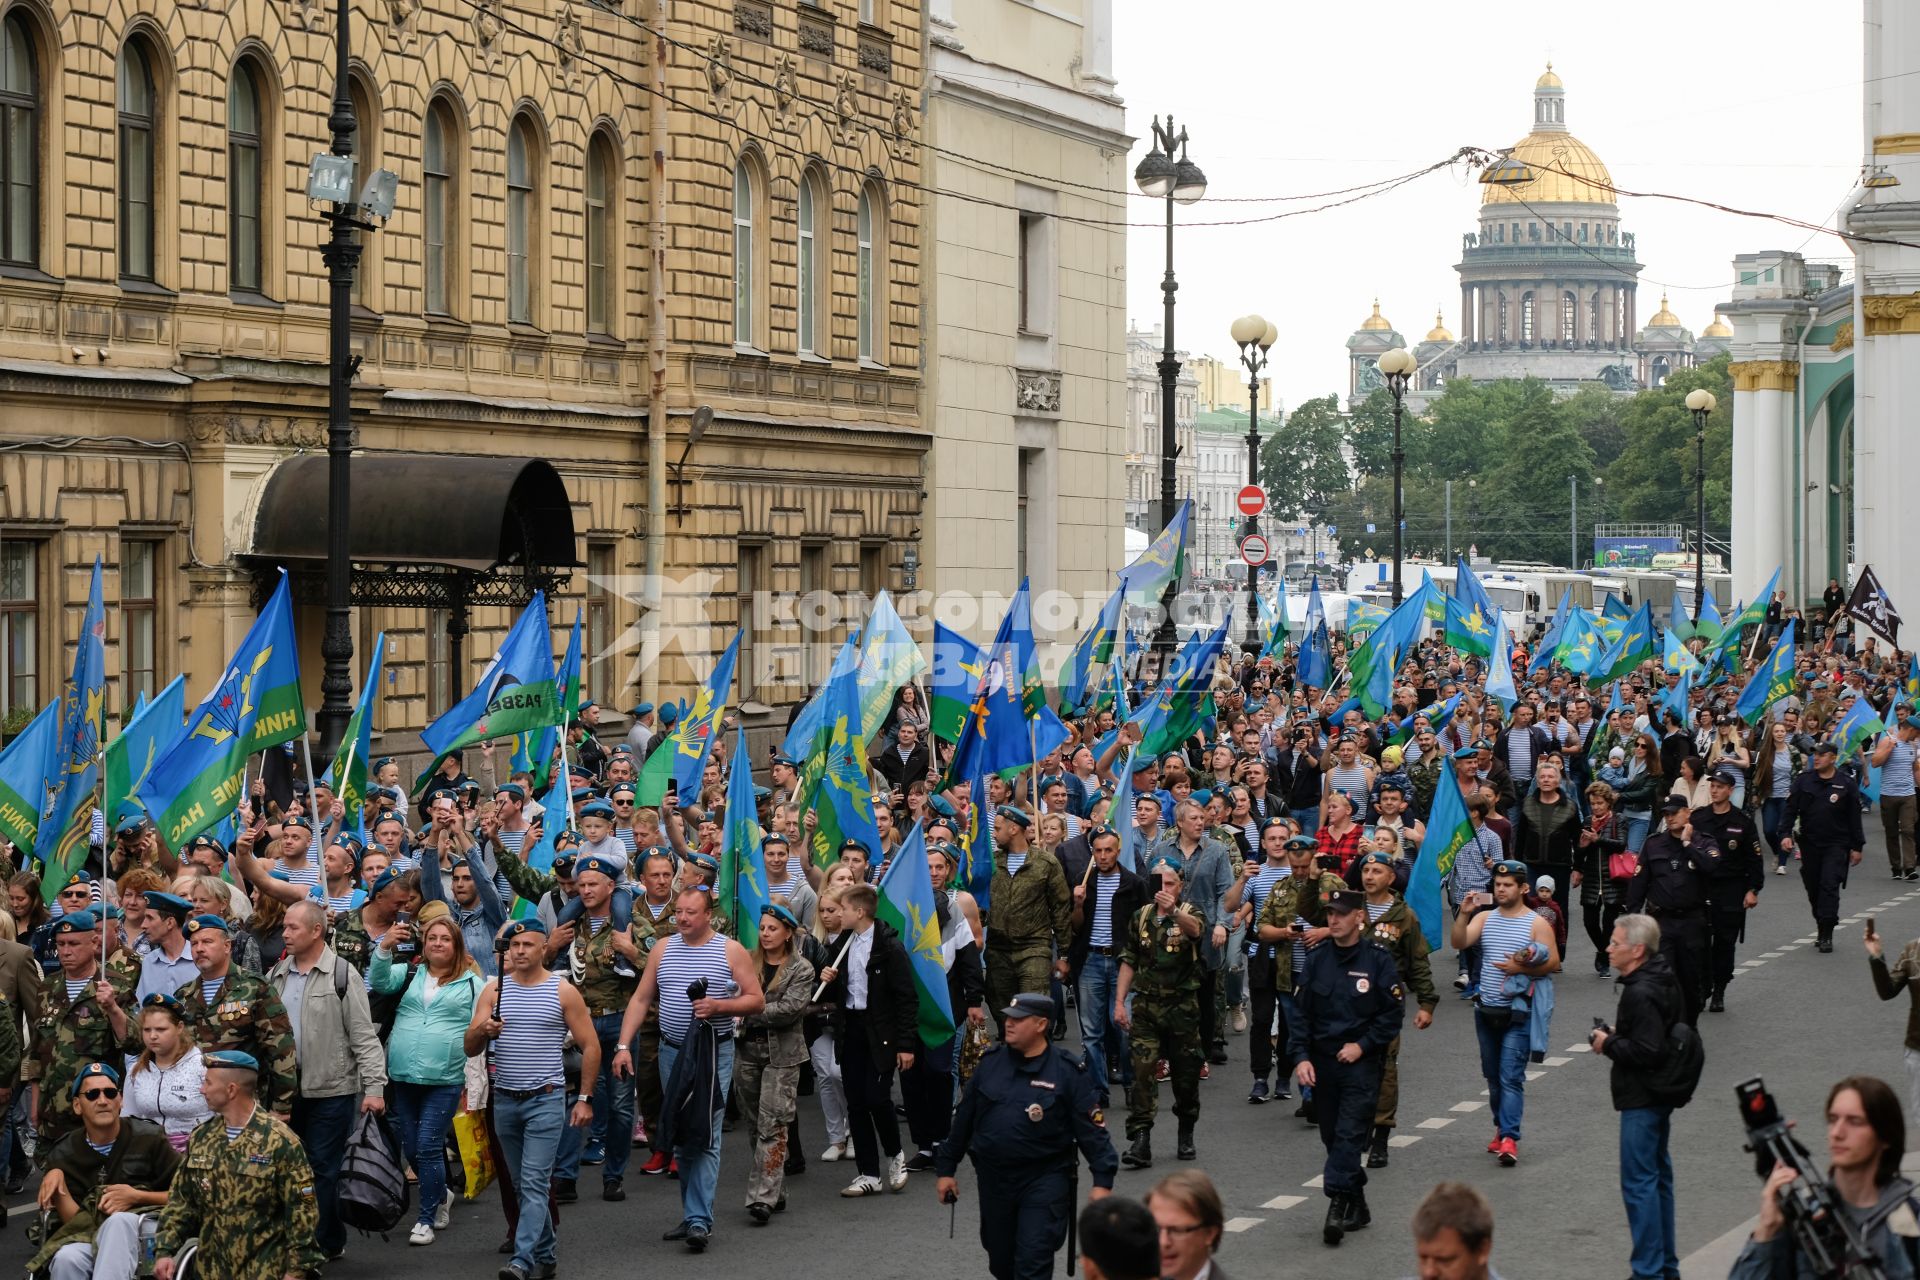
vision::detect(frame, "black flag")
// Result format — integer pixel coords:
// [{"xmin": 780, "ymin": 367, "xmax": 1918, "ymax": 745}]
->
[{"xmin": 1846, "ymin": 564, "xmax": 1903, "ymax": 647}]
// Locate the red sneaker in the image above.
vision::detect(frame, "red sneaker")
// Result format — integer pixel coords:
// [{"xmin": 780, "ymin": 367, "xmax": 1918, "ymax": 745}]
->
[
  {"xmin": 639, "ymin": 1151, "xmax": 670, "ymax": 1176},
  {"xmin": 668, "ymin": 1158, "xmax": 681, "ymax": 1179},
  {"xmin": 1155, "ymin": 1060, "xmax": 1170, "ymax": 1082},
  {"xmin": 1199, "ymin": 1063, "xmax": 1210, "ymax": 1080},
  {"xmin": 1496, "ymin": 1137, "xmax": 1518, "ymax": 1167},
  {"xmin": 1486, "ymin": 1136, "xmax": 1501, "ymax": 1155}
]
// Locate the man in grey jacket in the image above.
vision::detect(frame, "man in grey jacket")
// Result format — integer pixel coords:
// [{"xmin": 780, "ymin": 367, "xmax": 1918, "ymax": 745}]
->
[{"xmin": 267, "ymin": 900, "xmax": 388, "ymax": 1263}]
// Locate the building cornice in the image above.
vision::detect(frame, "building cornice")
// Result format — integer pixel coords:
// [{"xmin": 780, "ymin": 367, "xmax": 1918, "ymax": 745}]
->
[
  {"xmin": 929, "ymin": 48, "xmax": 1130, "ymax": 153},
  {"xmin": 1729, "ymin": 359, "xmax": 1800, "ymax": 392}
]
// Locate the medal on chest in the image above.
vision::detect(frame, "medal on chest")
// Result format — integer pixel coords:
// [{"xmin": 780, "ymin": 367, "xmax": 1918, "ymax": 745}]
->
[{"xmin": 1026, "ymin": 1103, "xmax": 1044, "ymax": 1122}]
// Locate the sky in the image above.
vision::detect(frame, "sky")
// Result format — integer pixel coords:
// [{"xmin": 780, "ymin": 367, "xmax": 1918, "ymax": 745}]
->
[{"xmin": 1111, "ymin": 0, "xmax": 1862, "ymax": 413}]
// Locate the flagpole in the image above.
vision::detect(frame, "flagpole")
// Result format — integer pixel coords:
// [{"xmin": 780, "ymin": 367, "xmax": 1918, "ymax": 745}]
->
[{"xmin": 299, "ymin": 718, "xmax": 322, "ymax": 838}]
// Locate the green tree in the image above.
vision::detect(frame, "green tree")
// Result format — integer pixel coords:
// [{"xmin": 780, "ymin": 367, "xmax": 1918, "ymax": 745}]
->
[
  {"xmin": 1347, "ymin": 389, "xmax": 1398, "ymax": 479},
  {"xmin": 1259, "ymin": 393, "xmax": 1352, "ymax": 518},
  {"xmin": 1559, "ymin": 383, "xmax": 1629, "ymax": 471},
  {"xmin": 1603, "ymin": 354, "xmax": 1733, "ymax": 531}
]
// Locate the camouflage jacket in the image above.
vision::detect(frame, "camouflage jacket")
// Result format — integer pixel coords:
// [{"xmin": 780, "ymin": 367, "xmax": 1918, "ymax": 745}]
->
[
  {"xmin": 1360, "ymin": 894, "xmax": 1439, "ymax": 1012},
  {"xmin": 1255, "ymin": 869, "xmax": 1345, "ymax": 992},
  {"xmin": 155, "ymin": 1106, "xmax": 324, "ymax": 1280},
  {"xmin": 329, "ymin": 907, "xmax": 378, "ymax": 979},
  {"xmin": 571, "ymin": 912, "xmax": 639, "ymax": 1017},
  {"xmin": 985, "ymin": 845, "xmax": 1071, "ymax": 957},
  {"xmin": 25, "ymin": 962, "xmax": 140, "ymax": 1142},
  {"xmin": 1118, "ymin": 903, "xmax": 1205, "ymax": 1002},
  {"xmin": 0, "ymin": 993, "xmax": 18, "ymax": 1083},
  {"xmin": 173, "ymin": 967, "xmax": 298, "ymax": 1113}
]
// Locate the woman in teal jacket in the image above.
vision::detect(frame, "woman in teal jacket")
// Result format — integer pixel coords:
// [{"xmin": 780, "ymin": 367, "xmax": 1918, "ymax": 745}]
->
[{"xmin": 370, "ymin": 905, "xmax": 484, "ymax": 1246}]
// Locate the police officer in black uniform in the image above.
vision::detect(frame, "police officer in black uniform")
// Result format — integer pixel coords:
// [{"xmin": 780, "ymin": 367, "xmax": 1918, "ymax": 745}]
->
[
  {"xmin": 1286, "ymin": 889, "xmax": 1404, "ymax": 1248},
  {"xmin": 1692, "ymin": 764, "xmax": 1766, "ymax": 1012},
  {"xmin": 1780, "ymin": 739, "xmax": 1867, "ymax": 952},
  {"xmin": 935, "ymin": 992, "xmax": 1120, "ymax": 1280},
  {"xmin": 1624, "ymin": 794, "xmax": 1723, "ymax": 1022}
]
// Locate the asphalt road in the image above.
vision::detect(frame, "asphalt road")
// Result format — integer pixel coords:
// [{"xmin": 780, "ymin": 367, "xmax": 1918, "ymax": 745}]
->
[{"xmin": 8, "ymin": 869, "xmax": 1919, "ymax": 1279}]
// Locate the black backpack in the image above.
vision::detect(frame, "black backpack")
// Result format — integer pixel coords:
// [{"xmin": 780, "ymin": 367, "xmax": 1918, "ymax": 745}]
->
[
  {"xmin": 1643, "ymin": 1019, "xmax": 1706, "ymax": 1108},
  {"xmin": 335, "ymin": 1111, "xmax": 410, "ymax": 1234}
]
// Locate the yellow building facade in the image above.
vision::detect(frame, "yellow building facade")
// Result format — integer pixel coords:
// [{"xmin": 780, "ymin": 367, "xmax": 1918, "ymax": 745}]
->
[{"xmin": 0, "ymin": 0, "xmax": 927, "ymax": 746}]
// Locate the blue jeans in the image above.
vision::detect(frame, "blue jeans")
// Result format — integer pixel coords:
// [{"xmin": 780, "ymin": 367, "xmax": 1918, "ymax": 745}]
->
[
  {"xmin": 1075, "ymin": 953, "xmax": 1129, "ymax": 1091},
  {"xmin": 389, "ymin": 1082, "xmax": 463, "ymax": 1228},
  {"xmin": 659, "ymin": 1037, "xmax": 735, "ymax": 1231},
  {"xmin": 494, "ymin": 1089, "xmax": 566, "ymax": 1272},
  {"xmin": 557, "ymin": 1012, "xmax": 637, "ymax": 1181},
  {"xmin": 1291, "ymin": 806, "xmax": 1320, "ymax": 838},
  {"xmin": 1623, "ymin": 813, "xmax": 1651, "ymax": 854},
  {"xmin": 1620, "ymin": 1106, "xmax": 1678, "ymax": 1280},
  {"xmin": 1762, "ymin": 797, "xmax": 1791, "ymax": 867},
  {"xmin": 1474, "ymin": 1008, "xmax": 1531, "ymax": 1141},
  {"xmin": 290, "ymin": 1093, "xmax": 358, "ymax": 1256}
]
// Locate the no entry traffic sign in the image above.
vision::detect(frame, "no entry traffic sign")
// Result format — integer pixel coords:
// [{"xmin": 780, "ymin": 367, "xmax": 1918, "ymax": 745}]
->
[
  {"xmin": 1237, "ymin": 485, "xmax": 1266, "ymax": 517},
  {"xmin": 1240, "ymin": 533, "xmax": 1271, "ymax": 566}
]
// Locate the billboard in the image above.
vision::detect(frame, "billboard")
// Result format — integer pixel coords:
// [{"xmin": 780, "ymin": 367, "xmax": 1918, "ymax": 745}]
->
[{"xmin": 1593, "ymin": 535, "xmax": 1680, "ymax": 569}]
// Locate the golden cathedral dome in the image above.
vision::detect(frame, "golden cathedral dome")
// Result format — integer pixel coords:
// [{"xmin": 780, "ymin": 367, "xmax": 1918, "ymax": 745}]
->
[
  {"xmin": 1702, "ymin": 315, "xmax": 1732, "ymax": 338},
  {"xmin": 1359, "ymin": 300, "xmax": 1393, "ymax": 332},
  {"xmin": 1481, "ymin": 67, "xmax": 1614, "ymax": 207},
  {"xmin": 1425, "ymin": 309, "xmax": 1454, "ymax": 343},
  {"xmin": 1645, "ymin": 294, "xmax": 1682, "ymax": 328}
]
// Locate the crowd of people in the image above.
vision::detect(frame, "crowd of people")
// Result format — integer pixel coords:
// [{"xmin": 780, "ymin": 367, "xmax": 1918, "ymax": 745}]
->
[{"xmin": 1, "ymin": 586, "xmax": 1919, "ymax": 1278}]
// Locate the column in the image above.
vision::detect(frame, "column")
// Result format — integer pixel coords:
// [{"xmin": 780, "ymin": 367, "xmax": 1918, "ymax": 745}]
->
[
  {"xmin": 1729, "ymin": 359, "xmax": 1796, "ymax": 606},
  {"xmin": 1462, "ymin": 284, "xmax": 1475, "ymax": 345}
]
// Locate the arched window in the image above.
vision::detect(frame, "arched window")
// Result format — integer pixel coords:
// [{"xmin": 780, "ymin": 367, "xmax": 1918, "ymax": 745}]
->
[
  {"xmin": 585, "ymin": 132, "xmax": 615, "ymax": 336},
  {"xmin": 348, "ymin": 75, "xmax": 378, "ymax": 307},
  {"xmin": 731, "ymin": 156, "xmax": 755, "ymax": 345},
  {"xmin": 0, "ymin": 11, "xmax": 38, "ymax": 267},
  {"xmin": 422, "ymin": 98, "xmax": 456, "ymax": 315},
  {"xmin": 227, "ymin": 61, "xmax": 262, "ymax": 293},
  {"xmin": 117, "ymin": 41, "xmax": 156, "ymax": 281},
  {"xmin": 1519, "ymin": 290, "xmax": 1534, "ymax": 344},
  {"xmin": 506, "ymin": 114, "xmax": 537, "ymax": 324},
  {"xmin": 797, "ymin": 165, "xmax": 825, "ymax": 355},
  {"xmin": 1561, "ymin": 290, "xmax": 1577, "ymax": 345},
  {"xmin": 857, "ymin": 181, "xmax": 883, "ymax": 364}
]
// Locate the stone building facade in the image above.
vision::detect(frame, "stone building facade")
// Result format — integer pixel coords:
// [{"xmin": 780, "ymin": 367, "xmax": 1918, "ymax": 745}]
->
[{"xmin": 0, "ymin": 0, "xmax": 928, "ymax": 743}]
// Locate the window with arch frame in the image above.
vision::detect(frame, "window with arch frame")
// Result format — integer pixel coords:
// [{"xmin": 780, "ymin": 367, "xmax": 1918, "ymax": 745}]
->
[
  {"xmin": 506, "ymin": 113, "xmax": 537, "ymax": 324},
  {"xmin": 0, "ymin": 10, "xmax": 39, "ymax": 268},
  {"xmin": 227, "ymin": 60, "xmax": 264, "ymax": 294},
  {"xmin": 797, "ymin": 164, "xmax": 826, "ymax": 355},
  {"xmin": 117, "ymin": 39, "xmax": 157, "ymax": 281},
  {"xmin": 585, "ymin": 132, "xmax": 616, "ymax": 336},
  {"xmin": 857, "ymin": 181, "xmax": 882, "ymax": 363},
  {"xmin": 732, "ymin": 154, "xmax": 758, "ymax": 346},
  {"xmin": 422, "ymin": 97, "xmax": 457, "ymax": 315}
]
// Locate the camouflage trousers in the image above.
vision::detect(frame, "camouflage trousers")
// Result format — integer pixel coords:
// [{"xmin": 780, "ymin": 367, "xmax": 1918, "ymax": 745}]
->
[
  {"xmin": 634, "ymin": 1025, "xmax": 663, "ymax": 1150},
  {"xmin": 984, "ymin": 949, "xmax": 1053, "ymax": 1037},
  {"xmin": 1373, "ymin": 1035, "xmax": 1403, "ymax": 1128},
  {"xmin": 1126, "ymin": 993, "xmax": 1202, "ymax": 1138},
  {"xmin": 735, "ymin": 1049, "xmax": 798, "ymax": 1210}
]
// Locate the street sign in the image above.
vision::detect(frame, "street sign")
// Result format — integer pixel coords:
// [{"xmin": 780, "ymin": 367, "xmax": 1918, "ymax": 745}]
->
[
  {"xmin": 1240, "ymin": 533, "xmax": 1271, "ymax": 566},
  {"xmin": 1296, "ymin": 526, "xmax": 1307, "ymax": 538},
  {"xmin": 1315, "ymin": 551, "xmax": 1327, "ymax": 562},
  {"xmin": 1236, "ymin": 484, "xmax": 1266, "ymax": 517}
]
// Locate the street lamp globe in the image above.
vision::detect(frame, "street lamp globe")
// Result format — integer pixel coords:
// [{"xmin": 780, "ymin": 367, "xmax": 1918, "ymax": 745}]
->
[
  {"xmin": 1377, "ymin": 346, "xmax": 1418, "ymax": 378},
  {"xmin": 1231, "ymin": 314, "xmax": 1267, "ymax": 347},
  {"xmin": 1133, "ymin": 145, "xmax": 1174, "ymax": 198},
  {"xmin": 1261, "ymin": 319, "xmax": 1278, "ymax": 349},
  {"xmin": 1684, "ymin": 388, "xmax": 1717, "ymax": 414},
  {"xmin": 1172, "ymin": 154, "xmax": 1207, "ymax": 205}
]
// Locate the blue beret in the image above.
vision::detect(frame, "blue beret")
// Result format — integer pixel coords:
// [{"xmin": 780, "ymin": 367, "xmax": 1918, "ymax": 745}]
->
[
  {"xmin": 771, "ymin": 753, "xmax": 799, "ymax": 768},
  {"xmin": 753, "ymin": 785, "xmax": 772, "ymax": 800},
  {"xmin": 761, "ymin": 832, "xmax": 790, "ymax": 850},
  {"xmin": 837, "ymin": 839, "xmax": 870, "ymax": 857},
  {"xmin": 1190, "ymin": 788, "xmax": 1214, "ymax": 806},
  {"xmin": 143, "ymin": 891, "xmax": 193, "ymax": 918},
  {"xmin": 1357, "ymin": 850, "xmax": 1394, "ymax": 869},
  {"xmin": 1284, "ymin": 835, "xmax": 1315, "ymax": 851},
  {"xmin": 631, "ymin": 701, "xmax": 655, "ymax": 717},
  {"xmin": 184, "ymin": 914, "xmax": 230, "ymax": 936},
  {"xmin": 50, "ymin": 911, "xmax": 97, "ymax": 935},
  {"xmin": 495, "ymin": 783, "xmax": 527, "ymax": 800},
  {"xmin": 609, "ymin": 782, "xmax": 637, "ymax": 799},
  {"xmin": 993, "ymin": 805, "xmax": 1032, "ymax": 828},
  {"xmin": 1146, "ymin": 853, "xmax": 1184, "ymax": 876},
  {"xmin": 927, "ymin": 795, "xmax": 956, "ymax": 819},
  {"xmin": 331, "ymin": 832, "xmax": 365, "ymax": 855},
  {"xmin": 659, "ymin": 702, "xmax": 683, "ymax": 726},
  {"xmin": 98, "ymin": 904, "xmax": 125, "ymax": 921},
  {"xmin": 685, "ymin": 850, "xmax": 720, "ymax": 873},
  {"xmin": 282, "ymin": 815, "xmax": 312, "ymax": 831},
  {"xmin": 579, "ymin": 799, "xmax": 615, "ymax": 820},
  {"xmin": 369, "ymin": 867, "xmax": 404, "ymax": 896},
  {"xmin": 575, "ymin": 855, "xmax": 622, "ymax": 881},
  {"xmin": 204, "ymin": 1050, "xmax": 260, "ymax": 1073},
  {"xmin": 185, "ymin": 834, "xmax": 227, "ymax": 855},
  {"xmin": 500, "ymin": 919, "xmax": 548, "ymax": 941},
  {"xmin": 62, "ymin": 869, "xmax": 94, "ymax": 887},
  {"xmin": 114, "ymin": 811, "xmax": 149, "ymax": 836},
  {"xmin": 761, "ymin": 902, "xmax": 802, "ymax": 933},
  {"xmin": 70, "ymin": 1061, "xmax": 122, "ymax": 1097}
]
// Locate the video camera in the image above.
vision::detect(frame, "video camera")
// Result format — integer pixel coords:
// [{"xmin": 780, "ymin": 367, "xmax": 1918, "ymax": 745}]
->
[{"xmin": 1737, "ymin": 1077, "xmax": 1891, "ymax": 1280}]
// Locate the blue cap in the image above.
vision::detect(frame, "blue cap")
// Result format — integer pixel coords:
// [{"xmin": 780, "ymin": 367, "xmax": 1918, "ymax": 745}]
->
[
  {"xmin": 143, "ymin": 891, "xmax": 193, "ymax": 919},
  {"xmin": 659, "ymin": 702, "xmax": 683, "ymax": 727},
  {"xmin": 500, "ymin": 919, "xmax": 548, "ymax": 942},
  {"xmin": 685, "ymin": 850, "xmax": 720, "ymax": 873},
  {"xmin": 752, "ymin": 785, "xmax": 771, "ymax": 800},
  {"xmin": 837, "ymin": 839, "xmax": 870, "ymax": 857},
  {"xmin": 369, "ymin": 867, "xmax": 405, "ymax": 896},
  {"xmin": 1146, "ymin": 853, "xmax": 1183, "ymax": 876},
  {"xmin": 771, "ymin": 753, "xmax": 799, "ymax": 768},
  {"xmin": 50, "ymin": 911, "xmax": 97, "ymax": 936},
  {"xmin": 1190, "ymin": 788, "xmax": 1214, "ymax": 806},
  {"xmin": 579, "ymin": 799, "xmax": 615, "ymax": 820},
  {"xmin": 331, "ymin": 832, "xmax": 364, "ymax": 855},
  {"xmin": 495, "ymin": 783, "xmax": 526, "ymax": 800},
  {"xmin": 609, "ymin": 782, "xmax": 637, "ymax": 800},
  {"xmin": 114, "ymin": 811, "xmax": 149, "ymax": 836},
  {"xmin": 1000, "ymin": 992, "xmax": 1054, "ymax": 1022},
  {"xmin": 1356, "ymin": 850, "xmax": 1394, "ymax": 870},
  {"xmin": 631, "ymin": 701, "xmax": 655, "ymax": 717},
  {"xmin": 204, "ymin": 1050, "xmax": 260, "ymax": 1073},
  {"xmin": 994, "ymin": 805, "xmax": 1032, "ymax": 828},
  {"xmin": 185, "ymin": 834, "xmax": 227, "ymax": 855},
  {"xmin": 184, "ymin": 914, "xmax": 230, "ymax": 936},
  {"xmin": 70, "ymin": 1061, "xmax": 122, "ymax": 1098},
  {"xmin": 62, "ymin": 869, "xmax": 94, "ymax": 888},
  {"xmin": 1284, "ymin": 835, "xmax": 1315, "ymax": 851},
  {"xmin": 927, "ymin": 795, "xmax": 956, "ymax": 819},
  {"xmin": 762, "ymin": 832, "xmax": 790, "ymax": 850},
  {"xmin": 575, "ymin": 854, "xmax": 622, "ymax": 881},
  {"xmin": 283, "ymin": 815, "xmax": 312, "ymax": 831}
]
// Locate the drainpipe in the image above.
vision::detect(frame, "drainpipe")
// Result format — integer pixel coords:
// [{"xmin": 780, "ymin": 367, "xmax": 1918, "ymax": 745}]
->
[{"xmin": 642, "ymin": 0, "xmax": 669, "ymax": 706}]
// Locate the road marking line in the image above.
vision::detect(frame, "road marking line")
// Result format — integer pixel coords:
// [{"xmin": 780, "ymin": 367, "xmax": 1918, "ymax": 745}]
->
[
  {"xmin": 1224, "ymin": 1217, "xmax": 1264, "ymax": 1233},
  {"xmin": 1262, "ymin": 1195, "xmax": 1307, "ymax": 1210},
  {"xmin": 1416, "ymin": 1117, "xmax": 1455, "ymax": 1129},
  {"xmin": 1760, "ymin": 951, "xmax": 1784, "ymax": 958},
  {"xmin": 1542, "ymin": 1056, "xmax": 1572, "ymax": 1066},
  {"xmin": 1526, "ymin": 1070, "xmax": 1545, "ymax": 1081},
  {"xmin": 1303, "ymin": 1175, "xmax": 1324, "ymax": 1188},
  {"xmin": 1388, "ymin": 1135, "xmax": 1423, "ymax": 1148},
  {"xmin": 1563, "ymin": 1044, "xmax": 1590, "ymax": 1054},
  {"xmin": 1450, "ymin": 1100, "xmax": 1485, "ymax": 1112},
  {"xmin": 1779, "ymin": 944, "xmax": 1801, "ymax": 951}
]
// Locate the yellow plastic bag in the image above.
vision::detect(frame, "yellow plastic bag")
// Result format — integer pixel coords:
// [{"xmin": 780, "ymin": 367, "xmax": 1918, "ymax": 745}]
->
[{"xmin": 453, "ymin": 1109, "xmax": 495, "ymax": 1200}]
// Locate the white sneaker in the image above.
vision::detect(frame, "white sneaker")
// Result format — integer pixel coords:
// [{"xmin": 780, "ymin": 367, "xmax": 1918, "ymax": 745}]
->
[
  {"xmin": 840, "ymin": 1174, "xmax": 884, "ymax": 1197},
  {"xmin": 409, "ymin": 1223, "xmax": 435, "ymax": 1246},
  {"xmin": 1776, "ymin": 865, "xmax": 1788, "ymax": 876},
  {"xmin": 887, "ymin": 1151, "xmax": 909, "ymax": 1192},
  {"xmin": 821, "ymin": 1141, "xmax": 850, "ymax": 1162},
  {"xmin": 433, "ymin": 1199, "xmax": 450, "ymax": 1230},
  {"xmin": 1453, "ymin": 972, "xmax": 1470, "ymax": 990}
]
